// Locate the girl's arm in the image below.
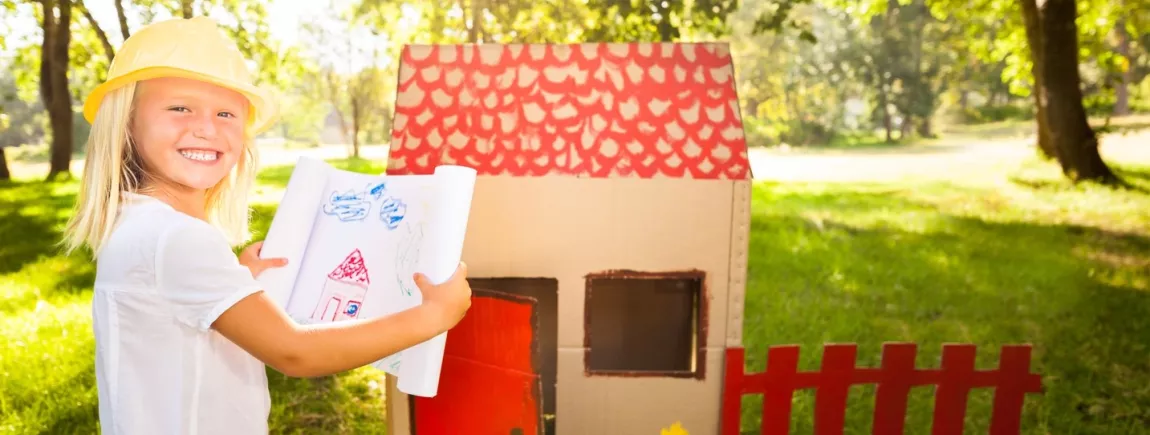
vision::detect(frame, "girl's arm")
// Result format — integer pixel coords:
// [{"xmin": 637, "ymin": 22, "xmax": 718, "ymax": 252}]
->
[{"xmin": 210, "ymin": 264, "xmax": 472, "ymax": 378}]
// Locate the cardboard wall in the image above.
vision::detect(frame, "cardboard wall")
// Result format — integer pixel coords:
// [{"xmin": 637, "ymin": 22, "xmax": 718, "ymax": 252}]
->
[{"xmin": 389, "ymin": 175, "xmax": 750, "ymax": 435}]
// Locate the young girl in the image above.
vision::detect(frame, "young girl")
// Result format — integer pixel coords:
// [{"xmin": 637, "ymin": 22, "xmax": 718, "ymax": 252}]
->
[{"xmin": 61, "ymin": 16, "xmax": 473, "ymax": 434}]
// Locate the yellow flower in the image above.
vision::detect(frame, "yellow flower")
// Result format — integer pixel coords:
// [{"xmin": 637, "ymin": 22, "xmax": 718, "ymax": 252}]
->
[{"xmin": 661, "ymin": 422, "xmax": 689, "ymax": 435}]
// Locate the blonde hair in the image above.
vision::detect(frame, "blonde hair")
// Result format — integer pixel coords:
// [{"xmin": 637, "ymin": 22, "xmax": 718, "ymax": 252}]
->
[{"xmin": 62, "ymin": 82, "xmax": 259, "ymax": 257}]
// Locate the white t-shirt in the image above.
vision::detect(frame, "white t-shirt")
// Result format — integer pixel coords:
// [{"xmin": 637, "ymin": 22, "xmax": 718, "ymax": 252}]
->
[{"xmin": 92, "ymin": 192, "xmax": 270, "ymax": 434}]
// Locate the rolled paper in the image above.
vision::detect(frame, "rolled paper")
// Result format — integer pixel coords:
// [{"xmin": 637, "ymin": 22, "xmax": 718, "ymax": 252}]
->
[
  {"xmin": 257, "ymin": 156, "xmax": 331, "ymax": 307},
  {"xmin": 396, "ymin": 164, "xmax": 477, "ymax": 397}
]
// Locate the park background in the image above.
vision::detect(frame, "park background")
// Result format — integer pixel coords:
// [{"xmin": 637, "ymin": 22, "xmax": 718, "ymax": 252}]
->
[{"xmin": 2, "ymin": 0, "xmax": 1149, "ymax": 433}]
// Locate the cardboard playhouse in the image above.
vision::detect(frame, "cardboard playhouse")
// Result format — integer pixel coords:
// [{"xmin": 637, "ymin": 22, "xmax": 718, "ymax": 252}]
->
[{"xmin": 381, "ymin": 42, "xmax": 753, "ymax": 435}]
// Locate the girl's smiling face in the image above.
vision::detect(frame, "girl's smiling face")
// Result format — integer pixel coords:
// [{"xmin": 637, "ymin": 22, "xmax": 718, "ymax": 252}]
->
[{"xmin": 131, "ymin": 76, "xmax": 250, "ymax": 194}]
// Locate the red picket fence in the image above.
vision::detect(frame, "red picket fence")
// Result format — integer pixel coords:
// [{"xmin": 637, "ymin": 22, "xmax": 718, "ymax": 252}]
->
[{"xmin": 721, "ymin": 343, "xmax": 1044, "ymax": 435}]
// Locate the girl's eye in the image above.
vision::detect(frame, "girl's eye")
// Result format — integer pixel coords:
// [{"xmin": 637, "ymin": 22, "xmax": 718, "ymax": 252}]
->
[
  {"xmin": 169, "ymin": 106, "xmax": 190, "ymax": 113},
  {"xmin": 217, "ymin": 112, "xmax": 236, "ymax": 119}
]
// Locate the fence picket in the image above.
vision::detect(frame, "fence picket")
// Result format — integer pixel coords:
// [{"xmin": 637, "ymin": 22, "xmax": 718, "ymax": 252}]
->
[
  {"xmin": 721, "ymin": 342, "xmax": 1042, "ymax": 435},
  {"xmin": 763, "ymin": 346, "xmax": 800, "ymax": 435},
  {"xmin": 989, "ymin": 345, "xmax": 1044, "ymax": 435},
  {"xmin": 815, "ymin": 344, "xmax": 857, "ymax": 435},
  {"xmin": 931, "ymin": 344, "xmax": 977, "ymax": 435},
  {"xmin": 872, "ymin": 343, "xmax": 918, "ymax": 434}
]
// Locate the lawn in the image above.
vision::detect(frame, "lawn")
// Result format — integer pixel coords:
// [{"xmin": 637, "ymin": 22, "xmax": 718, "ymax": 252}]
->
[{"xmin": 2, "ymin": 155, "xmax": 1150, "ymax": 434}]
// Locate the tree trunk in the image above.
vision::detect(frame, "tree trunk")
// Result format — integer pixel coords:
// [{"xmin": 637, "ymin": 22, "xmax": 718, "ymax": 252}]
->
[
  {"xmin": 1020, "ymin": 0, "xmax": 1057, "ymax": 160},
  {"xmin": 1113, "ymin": 16, "xmax": 1131, "ymax": 116},
  {"xmin": 180, "ymin": 0, "xmax": 194, "ymax": 18},
  {"xmin": 78, "ymin": 2, "xmax": 115, "ymax": 66},
  {"xmin": 114, "ymin": 0, "xmax": 130, "ymax": 40},
  {"xmin": 0, "ymin": 147, "xmax": 10, "ymax": 181},
  {"xmin": 41, "ymin": 0, "xmax": 74, "ymax": 181},
  {"xmin": 918, "ymin": 117, "xmax": 933, "ymax": 137},
  {"xmin": 1040, "ymin": 0, "xmax": 1116, "ymax": 183},
  {"xmin": 351, "ymin": 96, "xmax": 361, "ymax": 159},
  {"xmin": 467, "ymin": 0, "xmax": 482, "ymax": 43},
  {"xmin": 656, "ymin": 0, "xmax": 675, "ymax": 41}
]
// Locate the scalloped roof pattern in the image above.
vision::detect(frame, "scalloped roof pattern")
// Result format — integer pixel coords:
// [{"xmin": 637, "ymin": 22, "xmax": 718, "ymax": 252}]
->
[{"xmin": 385, "ymin": 43, "xmax": 751, "ymax": 180}]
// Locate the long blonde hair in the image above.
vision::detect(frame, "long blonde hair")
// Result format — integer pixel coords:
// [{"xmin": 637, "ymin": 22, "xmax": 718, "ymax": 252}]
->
[{"xmin": 62, "ymin": 82, "xmax": 259, "ymax": 256}]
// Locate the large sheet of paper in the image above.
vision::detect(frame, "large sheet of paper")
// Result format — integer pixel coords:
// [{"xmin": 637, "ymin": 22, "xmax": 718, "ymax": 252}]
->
[{"xmin": 256, "ymin": 156, "xmax": 476, "ymax": 397}]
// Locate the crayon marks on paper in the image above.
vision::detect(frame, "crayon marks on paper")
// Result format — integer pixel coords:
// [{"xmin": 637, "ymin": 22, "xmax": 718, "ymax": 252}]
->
[
  {"xmin": 322, "ymin": 188, "xmax": 370, "ymax": 222},
  {"xmin": 395, "ymin": 222, "xmax": 424, "ymax": 297},
  {"xmin": 379, "ymin": 197, "xmax": 407, "ymax": 229},
  {"xmin": 323, "ymin": 182, "xmax": 407, "ymax": 230},
  {"xmin": 383, "ymin": 354, "xmax": 402, "ymax": 372},
  {"xmin": 311, "ymin": 249, "xmax": 371, "ymax": 322}
]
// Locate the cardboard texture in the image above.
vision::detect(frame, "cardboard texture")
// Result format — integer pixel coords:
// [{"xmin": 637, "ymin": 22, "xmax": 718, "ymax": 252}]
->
[{"xmin": 383, "ymin": 42, "xmax": 751, "ymax": 435}]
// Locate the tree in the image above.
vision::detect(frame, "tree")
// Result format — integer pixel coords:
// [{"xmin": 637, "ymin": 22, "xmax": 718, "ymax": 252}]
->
[
  {"xmin": 303, "ymin": 1, "xmax": 391, "ymax": 158},
  {"xmin": 39, "ymin": 0, "xmax": 74, "ymax": 181},
  {"xmin": 1034, "ymin": 0, "xmax": 1116, "ymax": 182},
  {"xmin": 0, "ymin": 110, "xmax": 10, "ymax": 181},
  {"xmin": 1019, "ymin": 0, "xmax": 1056, "ymax": 158}
]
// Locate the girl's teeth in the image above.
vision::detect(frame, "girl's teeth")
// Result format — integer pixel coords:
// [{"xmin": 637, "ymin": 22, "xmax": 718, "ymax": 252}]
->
[{"xmin": 180, "ymin": 150, "xmax": 218, "ymax": 161}]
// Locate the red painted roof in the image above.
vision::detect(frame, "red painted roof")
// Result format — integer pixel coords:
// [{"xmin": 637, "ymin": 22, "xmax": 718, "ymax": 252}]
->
[
  {"xmin": 385, "ymin": 43, "xmax": 751, "ymax": 180},
  {"xmin": 328, "ymin": 249, "xmax": 370, "ymax": 286}
]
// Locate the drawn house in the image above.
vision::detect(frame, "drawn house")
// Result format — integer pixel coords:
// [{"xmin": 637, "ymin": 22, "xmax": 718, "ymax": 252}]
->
[
  {"xmin": 383, "ymin": 43, "xmax": 751, "ymax": 435},
  {"xmin": 311, "ymin": 249, "xmax": 371, "ymax": 322}
]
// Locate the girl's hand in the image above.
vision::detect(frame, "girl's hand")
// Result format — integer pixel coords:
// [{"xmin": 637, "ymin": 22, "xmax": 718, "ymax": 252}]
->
[
  {"xmin": 413, "ymin": 262, "xmax": 472, "ymax": 332},
  {"xmin": 239, "ymin": 241, "xmax": 288, "ymax": 278}
]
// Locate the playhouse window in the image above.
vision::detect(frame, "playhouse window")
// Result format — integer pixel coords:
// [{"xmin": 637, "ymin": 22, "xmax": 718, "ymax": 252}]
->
[{"xmin": 584, "ymin": 271, "xmax": 704, "ymax": 377}]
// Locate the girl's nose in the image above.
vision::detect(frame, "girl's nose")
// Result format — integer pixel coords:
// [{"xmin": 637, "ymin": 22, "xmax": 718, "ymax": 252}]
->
[{"xmin": 192, "ymin": 113, "xmax": 218, "ymax": 139}]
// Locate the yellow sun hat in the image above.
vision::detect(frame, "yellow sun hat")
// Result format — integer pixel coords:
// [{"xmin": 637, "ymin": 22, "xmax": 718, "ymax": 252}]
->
[{"xmin": 82, "ymin": 16, "xmax": 279, "ymax": 135}]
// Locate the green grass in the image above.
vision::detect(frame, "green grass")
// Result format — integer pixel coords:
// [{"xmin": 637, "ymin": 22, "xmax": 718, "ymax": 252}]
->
[
  {"xmin": 3, "ymin": 154, "xmax": 1150, "ymax": 434},
  {"xmin": 0, "ymin": 157, "xmax": 390, "ymax": 435},
  {"xmin": 739, "ymin": 161, "xmax": 1150, "ymax": 434}
]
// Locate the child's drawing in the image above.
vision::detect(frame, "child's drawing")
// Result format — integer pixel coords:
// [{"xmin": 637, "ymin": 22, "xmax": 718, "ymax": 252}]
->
[
  {"xmin": 394, "ymin": 221, "xmax": 424, "ymax": 297},
  {"xmin": 379, "ymin": 196, "xmax": 407, "ymax": 229},
  {"xmin": 323, "ymin": 188, "xmax": 370, "ymax": 222},
  {"xmin": 257, "ymin": 157, "xmax": 476, "ymax": 397},
  {"xmin": 369, "ymin": 182, "xmax": 387, "ymax": 200},
  {"xmin": 311, "ymin": 248, "xmax": 371, "ymax": 322}
]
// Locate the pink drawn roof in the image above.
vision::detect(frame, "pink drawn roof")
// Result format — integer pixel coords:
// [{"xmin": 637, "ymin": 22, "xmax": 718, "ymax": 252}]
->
[
  {"xmin": 328, "ymin": 249, "xmax": 370, "ymax": 286},
  {"xmin": 385, "ymin": 43, "xmax": 751, "ymax": 180}
]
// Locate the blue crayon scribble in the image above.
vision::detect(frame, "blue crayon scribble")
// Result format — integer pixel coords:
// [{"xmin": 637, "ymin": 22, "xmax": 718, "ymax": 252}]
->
[
  {"xmin": 379, "ymin": 196, "xmax": 407, "ymax": 230},
  {"xmin": 369, "ymin": 182, "xmax": 387, "ymax": 200},
  {"xmin": 322, "ymin": 188, "xmax": 369, "ymax": 222}
]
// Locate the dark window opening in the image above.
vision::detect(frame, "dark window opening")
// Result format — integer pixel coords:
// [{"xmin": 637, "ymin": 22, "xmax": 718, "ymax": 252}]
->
[{"xmin": 584, "ymin": 271, "xmax": 705, "ymax": 378}]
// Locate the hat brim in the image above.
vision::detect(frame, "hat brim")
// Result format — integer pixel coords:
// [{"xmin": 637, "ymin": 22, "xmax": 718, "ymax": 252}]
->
[{"xmin": 82, "ymin": 66, "xmax": 280, "ymax": 136}]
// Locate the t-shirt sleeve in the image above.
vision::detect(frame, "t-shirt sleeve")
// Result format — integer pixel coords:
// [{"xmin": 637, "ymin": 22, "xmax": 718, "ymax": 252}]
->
[{"xmin": 155, "ymin": 219, "xmax": 264, "ymax": 331}]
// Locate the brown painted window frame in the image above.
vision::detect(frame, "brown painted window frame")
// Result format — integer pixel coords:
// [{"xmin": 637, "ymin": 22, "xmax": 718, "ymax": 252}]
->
[{"xmin": 582, "ymin": 269, "xmax": 707, "ymax": 380}]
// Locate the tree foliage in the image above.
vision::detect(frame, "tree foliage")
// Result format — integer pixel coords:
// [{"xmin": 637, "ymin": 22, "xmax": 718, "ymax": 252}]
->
[{"xmin": 1, "ymin": 0, "xmax": 1148, "ymax": 183}]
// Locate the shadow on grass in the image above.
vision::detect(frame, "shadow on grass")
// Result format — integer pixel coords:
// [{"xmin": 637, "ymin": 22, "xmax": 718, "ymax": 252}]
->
[
  {"xmin": 0, "ymin": 181, "xmax": 95, "ymax": 313},
  {"xmin": 740, "ymin": 188, "xmax": 1150, "ymax": 434},
  {"xmin": 1007, "ymin": 163, "xmax": 1150, "ymax": 195},
  {"xmin": 0, "ymin": 181, "xmax": 78, "ymax": 273}
]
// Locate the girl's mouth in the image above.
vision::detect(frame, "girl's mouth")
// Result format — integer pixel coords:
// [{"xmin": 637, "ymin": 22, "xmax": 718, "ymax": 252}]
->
[{"xmin": 179, "ymin": 149, "xmax": 220, "ymax": 162}]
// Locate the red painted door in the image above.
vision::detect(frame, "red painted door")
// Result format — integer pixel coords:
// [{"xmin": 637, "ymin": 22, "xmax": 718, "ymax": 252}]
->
[{"xmin": 412, "ymin": 289, "xmax": 542, "ymax": 435}]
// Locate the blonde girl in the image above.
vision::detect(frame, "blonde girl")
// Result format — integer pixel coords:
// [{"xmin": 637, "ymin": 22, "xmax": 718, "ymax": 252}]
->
[{"xmin": 61, "ymin": 16, "xmax": 472, "ymax": 435}]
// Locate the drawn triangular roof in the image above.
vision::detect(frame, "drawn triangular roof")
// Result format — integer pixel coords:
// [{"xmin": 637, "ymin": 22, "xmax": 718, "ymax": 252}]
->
[
  {"xmin": 385, "ymin": 43, "xmax": 752, "ymax": 180},
  {"xmin": 328, "ymin": 249, "xmax": 370, "ymax": 286}
]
